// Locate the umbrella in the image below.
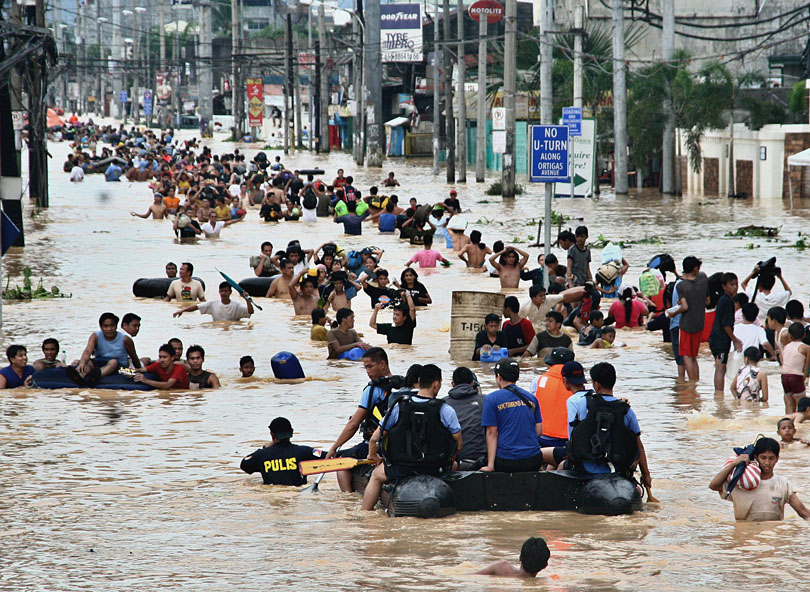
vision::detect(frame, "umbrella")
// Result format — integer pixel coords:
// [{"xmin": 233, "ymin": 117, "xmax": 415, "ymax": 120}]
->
[
  {"xmin": 724, "ymin": 444, "xmax": 755, "ymax": 499},
  {"xmin": 216, "ymin": 268, "xmax": 262, "ymax": 311}
]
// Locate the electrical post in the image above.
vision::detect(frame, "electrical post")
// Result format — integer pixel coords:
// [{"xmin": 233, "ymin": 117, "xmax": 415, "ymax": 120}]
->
[
  {"xmin": 456, "ymin": 0, "xmax": 466, "ymax": 181},
  {"xmin": 294, "ymin": 34, "xmax": 303, "ymax": 148},
  {"xmin": 198, "ymin": 0, "xmax": 213, "ymax": 130},
  {"xmin": 474, "ymin": 9, "xmax": 486, "ymax": 182},
  {"xmin": 308, "ymin": 4, "xmax": 314, "ymax": 151},
  {"xmin": 352, "ymin": 8, "xmax": 362, "ymax": 163},
  {"xmin": 112, "ymin": 0, "xmax": 122, "ymax": 119},
  {"xmin": 95, "ymin": 0, "xmax": 102, "ymax": 116},
  {"xmin": 285, "ymin": 13, "xmax": 292, "ymax": 155},
  {"xmin": 76, "ymin": 0, "xmax": 84, "ymax": 115},
  {"xmin": 318, "ymin": 4, "xmax": 329, "ymax": 154},
  {"xmin": 132, "ymin": 0, "xmax": 140, "ymax": 125},
  {"xmin": 365, "ymin": 0, "xmax": 383, "ymax": 167},
  {"xmin": 540, "ymin": 0, "xmax": 552, "ymax": 252},
  {"xmin": 661, "ymin": 0, "xmax": 675, "ymax": 194},
  {"xmin": 231, "ymin": 0, "xmax": 241, "ymax": 139},
  {"xmin": 432, "ymin": 0, "xmax": 440, "ymax": 175},
  {"xmin": 612, "ymin": 0, "xmax": 628, "ymax": 194},
  {"xmin": 443, "ymin": 0, "xmax": 455, "ymax": 181},
  {"xmin": 501, "ymin": 0, "xmax": 516, "ymax": 197}
]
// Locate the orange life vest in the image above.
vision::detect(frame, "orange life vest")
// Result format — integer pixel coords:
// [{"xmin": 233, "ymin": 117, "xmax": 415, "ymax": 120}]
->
[{"xmin": 533, "ymin": 365, "xmax": 573, "ymax": 440}]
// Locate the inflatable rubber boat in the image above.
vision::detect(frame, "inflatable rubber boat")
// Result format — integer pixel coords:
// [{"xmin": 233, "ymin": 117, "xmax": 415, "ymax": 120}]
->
[
  {"xmin": 352, "ymin": 466, "xmax": 642, "ymax": 518},
  {"xmin": 132, "ymin": 277, "xmax": 206, "ymax": 298},
  {"xmin": 31, "ymin": 367, "xmax": 157, "ymax": 391}
]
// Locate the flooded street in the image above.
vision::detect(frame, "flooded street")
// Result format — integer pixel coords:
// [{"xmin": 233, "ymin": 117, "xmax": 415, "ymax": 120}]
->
[{"xmin": 3, "ymin": 132, "xmax": 810, "ymax": 591}]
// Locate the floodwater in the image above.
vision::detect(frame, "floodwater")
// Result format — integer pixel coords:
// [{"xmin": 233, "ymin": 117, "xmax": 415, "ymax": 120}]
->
[{"xmin": 2, "ymin": 130, "xmax": 810, "ymax": 591}]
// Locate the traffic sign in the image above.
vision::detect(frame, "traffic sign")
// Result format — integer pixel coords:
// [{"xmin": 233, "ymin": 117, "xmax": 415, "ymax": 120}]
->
[
  {"xmin": 529, "ymin": 125, "xmax": 569, "ymax": 183},
  {"xmin": 562, "ymin": 106, "xmax": 582, "ymax": 137},
  {"xmin": 492, "ymin": 107, "xmax": 506, "ymax": 130},
  {"xmin": 119, "ymin": 90, "xmax": 128, "ymax": 103},
  {"xmin": 468, "ymin": 0, "xmax": 504, "ymax": 23},
  {"xmin": 143, "ymin": 90, "xmax": 153, "ymax": 115}
]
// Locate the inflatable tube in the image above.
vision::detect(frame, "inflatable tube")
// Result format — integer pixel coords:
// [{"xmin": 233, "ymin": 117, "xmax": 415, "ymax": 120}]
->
[
  {"xmin": 132, "ymin": 277, "xmax": 206, "ymax": 298},
  {"xmin": 238, "ymin": 277, "xmax": 273, "ymax": 298},
  {"xmin": 338, "ymin": 347, "xmax": 365, "ymax": 361},
  {"xmin": 271, "ymin": 351, "xmax": 305, "ymax": 379},
  {"xmin": 31, "ymin": 367, "xmax": 157, "ymax": 391},
  {"xmin": 299, "ymin": 168, "xmax": 325, "ymax": 175},
  {"xmin": 353, "ymin": 468, "xmax": 641, "ymax": 516}
]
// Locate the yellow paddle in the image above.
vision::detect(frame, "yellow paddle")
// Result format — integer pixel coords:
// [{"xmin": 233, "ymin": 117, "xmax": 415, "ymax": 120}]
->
[{"xmin": 299, "ymin": 457, "xmax": 376, "ymax": 476}]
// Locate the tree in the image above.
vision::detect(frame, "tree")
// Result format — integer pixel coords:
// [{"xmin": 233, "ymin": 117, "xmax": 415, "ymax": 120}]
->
[{"xmin": 789, "ymin": 80, "xmax": 808, "ymax": 118}]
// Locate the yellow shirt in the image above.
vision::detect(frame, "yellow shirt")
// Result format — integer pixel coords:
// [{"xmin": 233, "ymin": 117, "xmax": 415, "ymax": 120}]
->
[
  {"xmin": 214, "ymin": 204, "xmax": 231, "ymax": 220},
  {"xmin": 311, "ymin": 324, "xmax": 328, "ymax": 341}
]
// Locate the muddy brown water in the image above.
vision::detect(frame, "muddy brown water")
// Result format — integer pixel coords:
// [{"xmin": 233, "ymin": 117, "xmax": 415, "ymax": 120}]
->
[{"xmin": 2, "ymin": 132, "xmax": 810, "ymax": 590}]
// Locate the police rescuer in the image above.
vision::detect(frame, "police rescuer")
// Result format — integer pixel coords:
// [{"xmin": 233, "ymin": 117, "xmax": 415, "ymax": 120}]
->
[
  {"xmin": 240, "ymin": 417, "xmax": 326, "ymax": 486},
  {"xmin": 361, "ymin": 364, "xmax": 462, "ymax": 511}
]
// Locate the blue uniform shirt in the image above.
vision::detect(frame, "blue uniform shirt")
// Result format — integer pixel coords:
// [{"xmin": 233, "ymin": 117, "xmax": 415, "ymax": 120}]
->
[
  {"xmin": 481, "ymin": 386, "xmax": 543, "ymax": 460},
  {"xmin": 569, "ymin": 393, "xmax": 641, "ymax": 475}
]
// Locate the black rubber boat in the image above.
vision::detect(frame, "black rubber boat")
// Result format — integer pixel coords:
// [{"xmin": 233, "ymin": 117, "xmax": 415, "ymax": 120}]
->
[{"xmin": 352, "ymin": 466, "xmax": 642, "ymax": 518}]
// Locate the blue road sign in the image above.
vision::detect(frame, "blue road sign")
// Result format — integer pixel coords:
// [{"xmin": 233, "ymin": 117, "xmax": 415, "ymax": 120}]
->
[
  {"xmin": 119, "ymin": 90, "xmax": 128, "ymax": 103},
  {"xmin": 529, "ymin": 125, "xmax": 569, "ymax": 183},
  {"xmin": 562, "ymin": 106, "xmax": 582, "ymax": 137},
  {"xmin": 143, "ymin": 90, "xmax": 153, "ymax": 115}
]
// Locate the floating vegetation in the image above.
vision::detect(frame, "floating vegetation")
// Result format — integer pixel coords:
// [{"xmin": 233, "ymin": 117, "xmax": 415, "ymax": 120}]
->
[
  {"xmin": 486, "ymin": 182, "xmax": 524, "ymax": 196},
  {"xmin": 3, "ymin": 268, "xmax": 72, "ymax": 300},
  {"xmin": 724, "ymin": 225, "xmax": 780, "ymax": 238},
  {"xmin": 589, "ymin": 234, "xmax": 663, "ymax": 249}
]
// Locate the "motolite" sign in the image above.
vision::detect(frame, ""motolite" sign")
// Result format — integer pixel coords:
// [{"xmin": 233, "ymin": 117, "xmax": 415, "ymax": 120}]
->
[{"xmin": 468, "ymin": 0, "xmax": 504, "ymax": 23}]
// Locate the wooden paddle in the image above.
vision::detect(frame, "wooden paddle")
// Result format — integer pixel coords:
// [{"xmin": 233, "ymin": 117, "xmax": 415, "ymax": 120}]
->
[
  {"xmin": 299, "ymin": 457, "xmax": 375, "ymax": 476},
  {"xmin": 300, "ymin": 472, "xmax": 326, "ymax": 494}
]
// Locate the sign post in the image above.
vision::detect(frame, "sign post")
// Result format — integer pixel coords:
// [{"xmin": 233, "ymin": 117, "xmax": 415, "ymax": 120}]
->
[
  {"xmin": 246, "ymin": 77, "xmax": 263, "ymax": 131},
  {"xmin": 529, "ymin": 124, "xmax": 569, "ymax": 183},
  {"xmin": 380, "ymin": 3, "xmax": 423, "ymax": 63},
  {"xmin": 562, "ymin": 106, "xmax": 581, "ymax": 198}
]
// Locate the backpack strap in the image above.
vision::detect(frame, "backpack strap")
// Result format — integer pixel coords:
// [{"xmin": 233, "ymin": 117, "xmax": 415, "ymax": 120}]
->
[{"xmin": 504, "ymin": 385, "xmax": 538, "ymax": 421}]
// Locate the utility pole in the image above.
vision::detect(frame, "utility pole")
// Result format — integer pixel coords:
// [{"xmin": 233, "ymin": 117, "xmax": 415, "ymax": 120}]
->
[
  {"xmin": 285, "ymin": 13, "xmax": 293, "ymax": 155},
  {"xmin": 612, "ymin": 0, "xmax": 628, "ymax": 194},
  {"xmin": 113, "ymin": 0, "xmax": 123, "ymax": 119},
  {"xmin": 352, "ymin": 6, "xmax": 363, "ymax": 164},
  {"xmin": 231, "ymin": 0, "xmax": 242, "ymax": 138},
  {"xmin": 294, "ymin": 35, "xmax": 303, "ymax": 148},
  {"xmin": 540, "ymin": 0, "xmax": 552, "ymax": 251},
  {"xmin": 198, "ymin": 0, "xmax": 213, "ymax": 129},
  {"xmin": 2, "ymin": 0, "xmax": 25, "ymax": 245},
  {"xmin": 95, "ymin": 0, "xmax": 102, "ymax": 116},
  {"xmin": 661, "ymin": 0, "xmax": 675, "ymax": 194},
  {"xmin": 365, "ymin": 0, "xmax": 383, "ymax": 166},
  {"xmin": 432, "ymin": 0, "xmax": 440, "ymax": 175},
  {"xmin": 28, "ymin": 0, "xmax": 49, "ymax": 208},
  {"xmin": 442, "ymin": 0, "xmax": 455, "ymax": 181},
  {"xmin": 456, "ymin": 0, "xmax": 466, "ymax": 181},
  {"xmin": 474, "ymin": 6, "xmax": 487, "ymax": 182},
  {"xmin": 76, "ymin": 0, "xmax": 84, "ymax": 115},
  {"xmin": 573, "ymin": 4, "xmax": 583, "ymax": 109},
  {"xmin": 308, "ymin": 4, "xmax": 314, "ymax": 151},
  {"xmin": 132, "ymin": 0, "xmax": 141, "ymax": 125},
  {"xmin": 501, "ymin": 0, "xmax": 516, "ymax": 197},
  {"xmin": 318, "ymin": 4, "xmax": 330, "ymax": 154}
]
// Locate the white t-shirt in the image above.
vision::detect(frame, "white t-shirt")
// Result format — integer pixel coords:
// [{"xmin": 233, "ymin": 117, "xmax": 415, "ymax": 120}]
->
[
  {"xmin": 520, "ymin": 295, "xmax": 564, "ymax": 331},
  {"xmin": 197, "ymin": 299, "xmax": 250, "ymax": 321},
  {"xmin": 228, "ymin": 184, "xmax": 241, "ymax": 197},
  {"xmin": 70, "ymin": 166, "xmax": 85, "ymax": 182},
  {"xmin": 167, "ymin": 279, "xmax": 205, "ymax": 301},
  {"xmin": 746, "ymin": 288, "xmax": 791, "ymax": 321},
  {"xmin": 201, "ymin": 221, "xmax": 225, "ymax": 238},
  {"xmin": 732, "ymin": 323, "xmax": 769, "ymax": 352},
  {"xmin": 724, "ymin": 475, "xmax": 795, "ymax": 521}
]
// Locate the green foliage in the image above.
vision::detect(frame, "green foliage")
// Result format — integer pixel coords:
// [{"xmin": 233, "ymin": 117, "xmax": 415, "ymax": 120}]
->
[
  {"xmin": 486, "ymin": 182, "xmax": 524, "ymax": 196},
  {"xmin": 3, "ymin": 268, "xmax": 71, "ymax": 300},
  {"xmin": 789, "ymin": 81, "xmax": 808, "ymax": 115},
  {"xmin": 724, "ymin": 225, "xmax": 780, "ymax": 238},
  {"xmin": 740, "ymin": 96, "xmax": 789, "ymax": 130}
]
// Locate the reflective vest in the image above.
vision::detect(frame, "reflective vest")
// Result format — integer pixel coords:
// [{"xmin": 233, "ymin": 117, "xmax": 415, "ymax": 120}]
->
[{"xmin": 533, "ymin": 365, "xmax": 573, "ymax": 440}]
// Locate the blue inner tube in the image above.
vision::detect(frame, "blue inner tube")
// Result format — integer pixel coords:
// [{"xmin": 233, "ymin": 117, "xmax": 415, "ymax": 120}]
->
[
  {"xmin": 31, "ymin": 367, "xmax": 158, "ymax": 391},
  {"xmin": 132, "ymin": 277, "xmax": 206, "ymax": 298}
]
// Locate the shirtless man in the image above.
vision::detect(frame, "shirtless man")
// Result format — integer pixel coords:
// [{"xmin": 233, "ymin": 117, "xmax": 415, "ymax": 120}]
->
[
  {"xmin": 33, "ymin": 338, "xmax": 64, "ymax": 371},
  {"xmin": 130, "ymin": 193, "xmax": 167, "ymax": 219},
  {"xmin": 289, "ymin": 272, "xmax": 320, "ymax": 316},
  {"xmin": 475, "ymin": 537, "xmax": 550, "ymax": 579},
  {"xmin": 327, "ymin": 273, "xmax": 352, "ymax": 312},
  {"xmin": 458, "ymin": 230, "xmax": 492, "ymax": 269},
  {"xmin": 449, "ymin": 228, "xmax": 471, "ymax": 253},
  {"xmin": 266, "ymin": 259, "xmax": 295, "ymax": 298},
  {"xmin": 489, "ymin": 246, "xmax": 530, "ymax": 289}
]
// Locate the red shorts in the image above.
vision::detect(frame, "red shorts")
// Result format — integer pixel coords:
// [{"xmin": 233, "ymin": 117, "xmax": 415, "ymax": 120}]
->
[
  {"xmin": 679, "ymin": 330, "xmax": 701, "ymax": 358},
  {"xmin": 781, "ymin": 374, "xmax": 806, "ymax": 395}
]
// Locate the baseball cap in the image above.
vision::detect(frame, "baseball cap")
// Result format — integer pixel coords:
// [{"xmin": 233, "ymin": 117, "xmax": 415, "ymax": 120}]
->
[
  {"xmin": 449, "ymin": 189, "xmax": 458, "ymax": 196},
  {"xmin": 493, "ymin": 357, "xmax": 520, "ymax": 382},
  {"xmin": 544, "ymin": 347, "xmax": 575, "ymax": 366},
  {"xmin": 561, "ymin": 361, "xmax": 586, "ymax": 385},
  {"xmin": 268, "ymin": 417, "xmax": 294, "ymax": 439}
]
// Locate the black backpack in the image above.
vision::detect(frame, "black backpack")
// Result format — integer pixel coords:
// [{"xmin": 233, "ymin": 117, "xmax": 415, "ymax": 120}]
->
[
  {"xmin": 566, "ymin": 392, "xmax": 639, "ymax": 475},
  {"xmin": 302, "ymin": 186, "xmax": 317, "ymax": 210},
  {"xmin": 380, "ymin": 395, "xmax": 456, "ymax": 469}
]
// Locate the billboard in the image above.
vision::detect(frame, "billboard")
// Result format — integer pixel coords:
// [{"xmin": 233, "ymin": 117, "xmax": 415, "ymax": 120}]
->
[
  {"xmin": 381, "ymin": 3, "xmax": 422, "ymax": 63},
  {"xmin": 247, "ymin": 78, "xmax": 263, "ymax": 127}
]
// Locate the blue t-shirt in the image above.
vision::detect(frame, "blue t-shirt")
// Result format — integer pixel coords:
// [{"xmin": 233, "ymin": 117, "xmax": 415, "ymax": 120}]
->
[
  {"xmin": 669, "ymin": 280, "xmax": 682, "ymax": 330},
  {"xmin": 336, "ymin": 212, "xmax": 369, "ymax": 235},
  {"xmin": 1, "ymin": 365, "xmax": 35, "ymax": 388},
  {"xmin": 481, "ymin": 386, "xmax": 543, "ymax": 460},
  {"xmin": 382, "ymin": 396, "xmax": 461, "ymax": 433},
  {"xmin": 359, "ymin": 383, "xmax": 388, "ymax": 411},
  {"xmin": 568, "ymin": 393, "xmax": 641, "ymax": 475},
  {"xmin": 379, "ymin": 213, "xmax": 397, "ymax": 233},
  {"xmin": 105, "ymin": 163, "xmax": 122, "ymax": 181}
]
